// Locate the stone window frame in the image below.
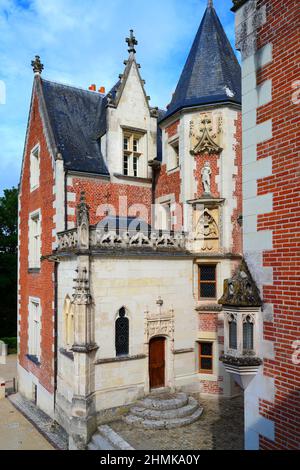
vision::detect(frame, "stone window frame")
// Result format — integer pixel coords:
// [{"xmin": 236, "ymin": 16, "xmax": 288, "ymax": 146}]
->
[
  {"xmin": 167, "ymin": 135, "xmax": 180, "ymax": 172},
  {"xmin": 28, "ymin": 296, "xmax": 41, "ymax": 362},
  {"xmin": 122, "ymin": 130, "xmax": 144, "ymax": 178},
  {"xmin": 198, "ymin": 341, "xmax": 214, "ymax": 375},
  {"xmin": 198, "ymin": 263, "xmax": 217, "ymax": 300},
  {"xmin": 28, "ymin": 208, "xmax": 41, "ymax": 269},
  {"xmin": 30, "ymin": 143, "xmax": 40, "ymax": 192}
]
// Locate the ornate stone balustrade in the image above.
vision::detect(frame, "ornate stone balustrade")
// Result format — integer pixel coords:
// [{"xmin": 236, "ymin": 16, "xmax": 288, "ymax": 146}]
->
[{"xmin": 57, "ymin": 227, "xmax": 188, "ymax": 252}]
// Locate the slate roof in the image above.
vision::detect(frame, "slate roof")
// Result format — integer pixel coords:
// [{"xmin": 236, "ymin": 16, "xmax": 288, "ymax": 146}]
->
[
  {"xmin": 41, "ymin": 78, "xmax": 109, "ymax": 175},
  {"xmin": 41, "ymin": 78, "xmax": 163, "ymax": 173},
  {"xmin": 161, "ymin": 3, "xmax": 241, "ymax": 123}
]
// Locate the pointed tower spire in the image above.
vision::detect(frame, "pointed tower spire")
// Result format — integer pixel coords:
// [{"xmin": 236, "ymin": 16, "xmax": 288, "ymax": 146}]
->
[
  {"xmin": 126, "ymin": 29, "xmax": 138, "ymax": 54},
  {"xmin": 160, "ymin": 4, "xmax": 241, "ymax": 123}
]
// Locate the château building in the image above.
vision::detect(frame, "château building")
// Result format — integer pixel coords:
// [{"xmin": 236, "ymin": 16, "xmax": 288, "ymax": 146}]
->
[{"xmin": 17, "ymin": 1, "xmax": 282, "ymax": 449}]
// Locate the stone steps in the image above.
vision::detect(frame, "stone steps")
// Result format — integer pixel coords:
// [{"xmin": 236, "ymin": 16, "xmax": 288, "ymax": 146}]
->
[
  {"xmin": 131, "ymin": 397, "xmax": 199, "ymax": 420},
  {"xmin": 88, "ymin": 425, "xmax": 134, "ymax": 451},
  {"xmin": 123, "ymin": 392, "xmax": 203, "ymax": 430}
]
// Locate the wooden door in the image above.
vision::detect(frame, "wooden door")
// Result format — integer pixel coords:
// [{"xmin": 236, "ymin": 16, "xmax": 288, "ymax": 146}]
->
[{"xmin": 149, "ymin": 337, "xmax": 165, "ymax": 389}]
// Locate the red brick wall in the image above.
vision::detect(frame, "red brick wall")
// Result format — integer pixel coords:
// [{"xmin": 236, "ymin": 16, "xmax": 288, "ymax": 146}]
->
[
  {"xmin": 254, "ymin": 0, "xmax": 300, "ymax": 450},
  {"xmin": 165, "ymin": 120, "xmax": 180, "ymax": 139},
  {"xmin": 67, "ymin": 178, "xmax": 152, "ymax": 226},
  {"xmin": 199, "ymin": 314, "xmax": 218, "ymax": 332},
  {"xmin": 154, "ymin": 165, "xmax": 182, "ymax": 231},
  {"xmin": 19, "ymin": 94, "xmax": 55, "ymax": 395}
]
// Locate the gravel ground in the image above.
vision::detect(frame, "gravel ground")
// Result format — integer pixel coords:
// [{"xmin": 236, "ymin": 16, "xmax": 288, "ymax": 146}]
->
[
  {"xmin": 111, "ymin": 394, "xmax": 244, "ymax": 451},
  {"xmin": 9, "ymin": 393, "xmax": 68, "ymax": 450}
]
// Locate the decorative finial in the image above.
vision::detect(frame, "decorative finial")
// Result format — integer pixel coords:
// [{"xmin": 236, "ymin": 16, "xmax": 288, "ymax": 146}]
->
[
  {"xmin": 208, "ymin": 0, "xmax": 213, "ymax": 8},
  {"xmin": 31, "ymin": 55, "xmax": 44, "ymax": 75},
  {"xmin": 126, "ymin": 29, "xmax": 138, "ymax": 54}
]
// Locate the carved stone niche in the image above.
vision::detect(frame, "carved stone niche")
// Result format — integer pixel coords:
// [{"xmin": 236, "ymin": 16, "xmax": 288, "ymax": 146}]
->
[
  {"xmin": 190, "ymin": 113, "xmax": 223, "ymax": 156},
  {"xmin": 145, "ymin": 309, "xmax": 175, "ymax": 346},
  {"xmin": 192, "ymin": 205, "xmax": 220, "ymax": 253}
]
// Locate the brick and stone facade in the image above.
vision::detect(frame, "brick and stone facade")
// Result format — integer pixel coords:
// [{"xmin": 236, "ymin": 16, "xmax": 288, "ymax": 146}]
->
[
  {"xmin": 232, "ymin": 0, "xmax": 300, "ymax": 450},
  {"xmin": 18, "ymin": 3, "xmax": 246, "ymax": 449}
]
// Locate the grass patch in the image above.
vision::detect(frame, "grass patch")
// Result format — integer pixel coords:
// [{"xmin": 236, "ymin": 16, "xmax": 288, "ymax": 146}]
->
[{"xmin": 0, "ymin": 337, "xmax": 17, "ymax": 354}]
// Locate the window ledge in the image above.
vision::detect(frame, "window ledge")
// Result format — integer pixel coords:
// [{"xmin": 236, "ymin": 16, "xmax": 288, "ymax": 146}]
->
[
  {"xmin": 28, "ymin": 268, "xmax": 41, "ymax": 274},
  {"xmin": 196, "ymin": 303, "xmax": 222, "ymax": 313},
  {"xmin": 173, "ymin": 348, "xmax": 194, "ymax": 355},
  {"xmin": 26, "ymin": 354, "xmax": 41, "ymax": 366},
  {"xmin": 167, "ymin": 166, "xmax": 180, "ymax": 175},
  {"xmin": 113, "ymin": 173, "xmax": 152, "ymax": 184},
  {"xmin": 95, "ymin": 354, "xmax": 146, "ymax": 365}
]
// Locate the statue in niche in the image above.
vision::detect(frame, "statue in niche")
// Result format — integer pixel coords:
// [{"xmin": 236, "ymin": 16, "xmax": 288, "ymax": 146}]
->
[{"xmin": 201, "ymin": 162, "xmax": 212, "ymax": 194}]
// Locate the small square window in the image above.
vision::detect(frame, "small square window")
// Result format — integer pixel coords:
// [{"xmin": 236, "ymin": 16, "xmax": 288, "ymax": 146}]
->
[
  {"xmin": 199, "ymin": 342, "xmax": 213, "ymax": 374},
  {"xmin": 199, "ymin": 265, "xmax": 217, "ymax": 299}
]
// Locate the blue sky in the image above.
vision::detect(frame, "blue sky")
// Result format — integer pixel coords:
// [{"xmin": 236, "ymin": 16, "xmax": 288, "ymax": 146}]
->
[{"xmin": 0, "ymin": 0, "xmax": 237, "ymax": 195}]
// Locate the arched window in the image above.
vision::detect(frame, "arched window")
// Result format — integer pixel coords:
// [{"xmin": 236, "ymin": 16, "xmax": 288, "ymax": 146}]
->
[
  {"xmin": 115, "ymin": 307, "xmax": 129, "ymax": 357},
  {"xmin": 228, "ymin": 314, "xmax": 237, "ymax": 350},
  {"xmin": 63, "ymin": 295, "xmax": 74, "ymax": 349},
  {"xmin": 243, "ymin": 316, "xmax": 254, "ymax": 351}
]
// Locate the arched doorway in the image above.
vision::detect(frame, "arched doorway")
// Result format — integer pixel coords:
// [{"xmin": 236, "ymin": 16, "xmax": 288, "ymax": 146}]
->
[{"xmin": 149, "ymin": 337, "xmax": 166, "ymax": 389}]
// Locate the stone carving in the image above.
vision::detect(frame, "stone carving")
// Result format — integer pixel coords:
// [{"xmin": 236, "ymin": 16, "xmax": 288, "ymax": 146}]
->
[
  {"xmin": 57, "ymin": 228, "xmax": 187, "ymax": 252},
  {"xmin": 194, "ymin": 208, "xmax": 219, "ymax": 251},
  {"xmin": 190, "ymin": 114, "xmax": 222, "ymax": 156},
  {"xmin": 219, "ymin": 259, "xmax": 263, "ymax": 307},
  {"xmin": 146, "ymin": 310, "xmax": 175, "ymax": 344},
  {"xmin": 126, "ymin": 29, "xmax": 138, "ymax": 54},
  {"xmin": 72, "ymin": 267, "xmax": 91, "ymax": 306},
  {"xmin": 58, "ymin": 230, "xmax": 78, "ymax": 250},
  {"xmin": 31, "ymin": 55, "xmax": 44, "ymax": 74},
  {"xmin": 76, "ymin": 192, "xmax": 90, "ymax": 250},
  {"xmin": 201, "ymin": 162, "xmax": 212, "ymax": 194}
]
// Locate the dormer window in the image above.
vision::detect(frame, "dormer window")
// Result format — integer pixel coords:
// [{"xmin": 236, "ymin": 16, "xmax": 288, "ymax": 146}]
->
[
  {"xmin": 123, "ymin": 131, "xmax": 143, "ymax": 177},
  {"xmin": 30, "ymin": 144, "xmax": 40, "ymax": 191}
]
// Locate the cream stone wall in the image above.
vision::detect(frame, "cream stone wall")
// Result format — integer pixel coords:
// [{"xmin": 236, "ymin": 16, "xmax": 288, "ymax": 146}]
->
[{"xmin": 56, "ymin": 254, "xmax": 201, "ymax": 416}]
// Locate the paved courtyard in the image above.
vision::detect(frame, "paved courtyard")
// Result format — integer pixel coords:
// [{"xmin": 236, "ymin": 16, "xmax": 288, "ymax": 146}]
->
[
  {"xmin": 111, "ymin": 394, "xmax": 244, "ymax": 450},
  {"xmin": 0, "ymin": 398, "xmax": 53, "ymax": 450}
]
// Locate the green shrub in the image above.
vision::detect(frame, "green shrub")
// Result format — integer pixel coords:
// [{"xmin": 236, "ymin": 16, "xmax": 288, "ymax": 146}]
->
[{"xmin": 0, "ymin": 337, "xmax": 17, "ymax": 354}]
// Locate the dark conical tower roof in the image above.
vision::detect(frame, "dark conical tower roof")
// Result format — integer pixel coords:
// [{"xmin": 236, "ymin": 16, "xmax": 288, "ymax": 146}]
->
[{"xmin": 161, "ymin": 2, "xmax": 241, "ymax": 122}]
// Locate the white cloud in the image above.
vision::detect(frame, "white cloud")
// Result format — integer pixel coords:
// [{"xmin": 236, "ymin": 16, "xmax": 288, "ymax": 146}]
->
[{"xmin": 0, "ymin": 0, "xmax": 236, "ymax": 193}]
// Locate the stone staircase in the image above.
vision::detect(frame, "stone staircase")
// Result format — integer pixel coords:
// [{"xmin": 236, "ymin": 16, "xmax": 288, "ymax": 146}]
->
[
  {"xmin": 88, "ymin": 425, "xmax": 134, "ymax": 451},
  {"xmin": 123, "ymin": 391, "xmax": 203, "ymax": 430}
]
